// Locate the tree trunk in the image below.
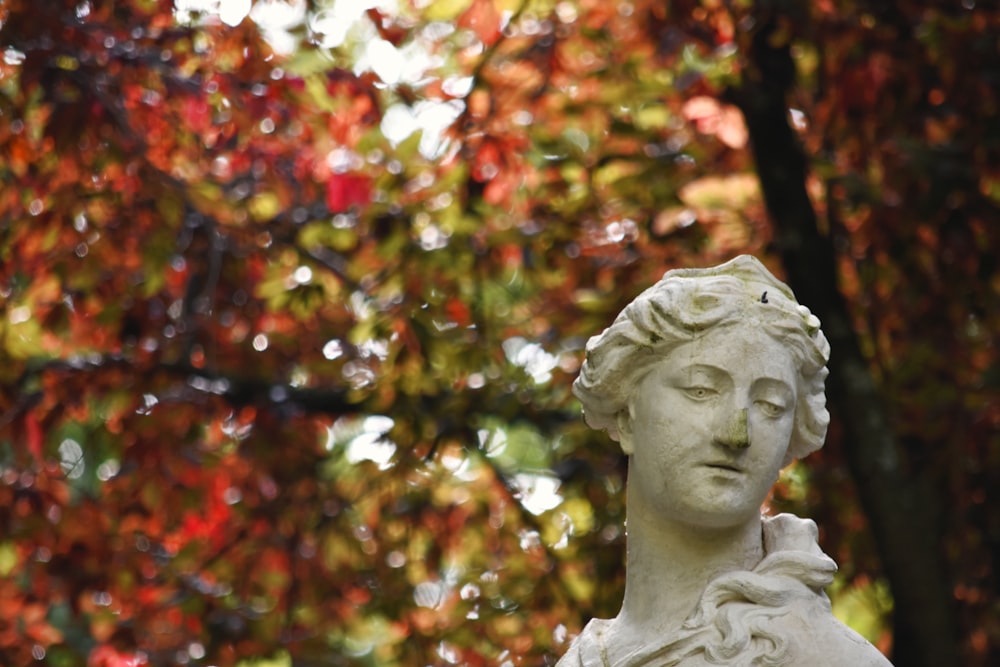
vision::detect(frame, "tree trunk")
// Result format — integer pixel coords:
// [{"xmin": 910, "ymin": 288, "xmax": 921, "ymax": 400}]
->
[{"xmin": 731, "ymin": 13, "xmax": 958, "ymax": 667}]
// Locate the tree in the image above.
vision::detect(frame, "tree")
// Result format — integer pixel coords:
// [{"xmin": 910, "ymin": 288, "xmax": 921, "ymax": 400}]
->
[
  {"xmin": 0, "ymin": 1, "xmax": 996, "ymax": 665},
  {"xmin": 731, "ymin": 4, "xmax": 999, "ymax": 665}
]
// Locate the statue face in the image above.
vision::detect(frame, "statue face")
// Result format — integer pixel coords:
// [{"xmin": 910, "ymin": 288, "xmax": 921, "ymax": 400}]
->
[{"xmin": 622, "ymin": 324, "xmax": 798, "ymax": 530}]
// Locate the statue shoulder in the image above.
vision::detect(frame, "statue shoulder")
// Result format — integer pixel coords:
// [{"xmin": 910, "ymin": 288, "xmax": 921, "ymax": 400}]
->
[{"xmin": 555, "ymin": 619, "xmax": 611, "ymax": 667}]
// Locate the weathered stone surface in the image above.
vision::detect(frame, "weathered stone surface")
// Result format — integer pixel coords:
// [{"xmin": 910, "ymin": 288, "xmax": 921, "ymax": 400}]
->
[{"xmin": 560, "ymin": 255, "xmax": 892, "ymax": 667}]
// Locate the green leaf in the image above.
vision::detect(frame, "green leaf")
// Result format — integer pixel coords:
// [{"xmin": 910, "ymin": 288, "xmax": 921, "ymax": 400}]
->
[
  {"xmin": 0, "ymin": 542, "xmax": 17, "ymax": 576},
  {"xmin": 423, "ymin": 0, "xmax": 474, "ymax": 21}
]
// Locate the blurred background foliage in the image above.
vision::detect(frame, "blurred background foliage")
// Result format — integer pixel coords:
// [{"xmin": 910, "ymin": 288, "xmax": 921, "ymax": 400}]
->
[{"xmin": 1, "ymin": 0, "xmax": 998, "ymax": 665}]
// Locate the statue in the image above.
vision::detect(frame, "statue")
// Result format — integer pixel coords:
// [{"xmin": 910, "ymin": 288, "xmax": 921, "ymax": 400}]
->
[{"xmin": 559, "ymin": 256, "xmax": 893, "ymax": 666}]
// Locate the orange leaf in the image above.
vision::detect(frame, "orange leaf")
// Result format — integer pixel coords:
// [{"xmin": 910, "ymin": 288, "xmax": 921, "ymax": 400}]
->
[
  {"xmin": 458, "ymin": 0, "xmax": 502, "ymax": 47},
  {"xmin": 681, "ymin": 96, "xmax": 748, "ymax": 149},
  {"xmin": 25, "ymin": 412, "xmax": 43, "ymax": 464}
]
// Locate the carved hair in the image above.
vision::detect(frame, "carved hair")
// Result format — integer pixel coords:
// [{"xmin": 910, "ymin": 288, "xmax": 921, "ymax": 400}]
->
[{"xmin": 573, "ymin": 255, "xmax": 830, "ymax": 464}]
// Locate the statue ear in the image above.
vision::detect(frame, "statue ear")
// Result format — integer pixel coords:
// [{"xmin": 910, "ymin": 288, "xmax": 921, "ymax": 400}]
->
[{"xmin": 616, "ymin": 404, "xmax": 635, "ymax": 455}]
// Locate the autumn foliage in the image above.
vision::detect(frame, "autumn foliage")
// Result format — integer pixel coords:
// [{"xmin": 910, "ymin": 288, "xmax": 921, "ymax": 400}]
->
[{"xmin": 1, "ymin": 1, "xmax": 998, "ymax": 666}]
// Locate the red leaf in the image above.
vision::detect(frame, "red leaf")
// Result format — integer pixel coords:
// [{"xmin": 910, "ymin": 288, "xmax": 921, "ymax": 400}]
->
[
  {"xmin": 88, "ymin": 645, "xmax": 144, "ymax": 667},
  {"xmin": 472, "ymin": 141, "xmax": 501, "ymax": 182},
  {"xmin": 445, "ymin": 297, "xmax": 472, "ymax": 327},
  {"xmin": 181, "ymin": 97, "xmax": 211, "ymax": 133},
  {"xmin": 326, "ymin": 173, "xmax": 371, "ymax": 213}
]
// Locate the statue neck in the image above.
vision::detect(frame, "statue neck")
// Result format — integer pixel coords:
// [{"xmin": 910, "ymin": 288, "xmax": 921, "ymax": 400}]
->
[{"xmin": 614, "ymin": 474, "xmax": 765, "ymax": 642}]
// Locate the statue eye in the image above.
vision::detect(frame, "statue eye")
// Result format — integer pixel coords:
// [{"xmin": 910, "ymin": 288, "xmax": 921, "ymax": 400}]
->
[
  {"xmin": 756, "ymin": 400, "xmax": 786, "ymax": 417},
  {"xmin": 683, "ymin": 386, "xmax": 717, "ymax": 400}
]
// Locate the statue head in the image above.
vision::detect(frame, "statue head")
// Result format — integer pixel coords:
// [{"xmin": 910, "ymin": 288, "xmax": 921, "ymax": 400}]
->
[{"xmin": 573, "ymin": 255, "xmax": 830, "ymax": 467}]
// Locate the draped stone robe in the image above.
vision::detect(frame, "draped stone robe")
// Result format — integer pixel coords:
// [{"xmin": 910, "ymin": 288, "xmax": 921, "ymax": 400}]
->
[{"xmin": 557, "ymin": 514, "xmax": 892, "ymax": 667}]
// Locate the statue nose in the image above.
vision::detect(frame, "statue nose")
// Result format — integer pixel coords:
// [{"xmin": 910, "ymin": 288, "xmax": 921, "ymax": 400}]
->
[{"xmin": 715, "ymin": 408, "xmax": 750, "ymax": 449}]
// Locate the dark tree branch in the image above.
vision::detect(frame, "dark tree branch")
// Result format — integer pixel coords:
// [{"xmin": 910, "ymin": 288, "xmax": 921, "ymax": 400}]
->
[
  {"xmin": 730, "ymin": 10, "xmax": 958, "ymax": 667},
  {"xmin": 2, "ymin": 354, "xmax": 360, "ymax": 426},
  {"xmin": 4, "ymin": 353, "xmax": 577, "ymax": 442}
]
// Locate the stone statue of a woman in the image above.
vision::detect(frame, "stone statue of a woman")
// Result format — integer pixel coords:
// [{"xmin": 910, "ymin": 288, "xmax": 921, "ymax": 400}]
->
[{"xmin": 559, "ymin": 255, "xmax": 893, "ymax": 666}]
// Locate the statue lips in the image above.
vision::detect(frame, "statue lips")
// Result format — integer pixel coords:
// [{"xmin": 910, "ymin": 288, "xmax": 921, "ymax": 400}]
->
[{"xmin": 703, "ymin": 460, "xmax": 744, "ymax": 474}]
